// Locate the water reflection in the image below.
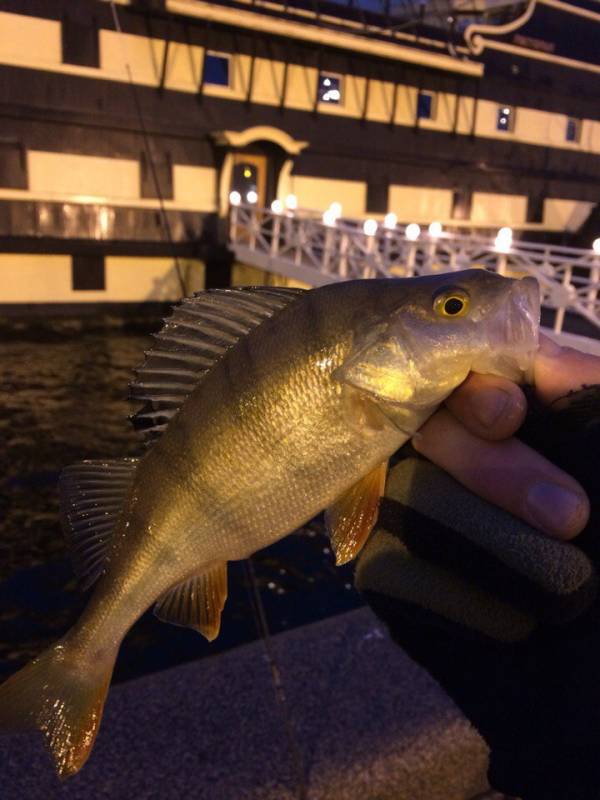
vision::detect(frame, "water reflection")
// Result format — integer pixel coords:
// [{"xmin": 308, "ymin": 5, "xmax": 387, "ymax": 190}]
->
[{"xmin": 0, "ymin": 323, "xmax": 362, "ymax": 684}]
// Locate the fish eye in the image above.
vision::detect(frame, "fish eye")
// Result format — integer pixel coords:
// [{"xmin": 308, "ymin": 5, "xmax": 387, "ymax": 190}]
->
[{"xmin": 433, "ymin": 288, "xmax": 470, "ymax": 318}]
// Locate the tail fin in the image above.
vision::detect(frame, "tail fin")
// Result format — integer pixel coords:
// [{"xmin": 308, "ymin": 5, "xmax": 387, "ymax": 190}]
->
[{"xmin": 0, "ymin": 636, "xmax": 115, "ymax": 778}]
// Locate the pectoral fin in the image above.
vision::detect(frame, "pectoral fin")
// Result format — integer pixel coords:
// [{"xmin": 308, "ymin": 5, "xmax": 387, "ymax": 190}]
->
[
  {"xmin": 325, "ymin": 462, "xmax": 388, "ymax": 565},
  {"xmin": 154, "ymin": 562, "xmax": 228, "ymax": 641}
]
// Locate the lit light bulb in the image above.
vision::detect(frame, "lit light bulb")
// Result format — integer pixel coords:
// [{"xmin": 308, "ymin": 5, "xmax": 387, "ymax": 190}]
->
[
  {"xmin": 593, "ymin": 238, "xmax": 600, "ymax": 255},
  {"xmin": 229, "ymin": 190, "xmax": 241, "ymax": 207},
  {"xmin": 383, "ymin": 212, "xmax": 397, "ymax": 229},
  {"xmin": 246, "ymin": 190, "xmax": 258, "ymax": 204},
  {"xmin": 495, "ymin": 226, "xmax": 513, "ymax": 253},
  {"xmin": 363, "ymin": 218, "xmax": 378, "ymax": 236},
  {"xmin": 323, "ymin": 209, "xmax": 338, "ymax": 227},
  {"xmin": 428, "ymin": 221, "xmax": 443, "ymax": 238},
  {"xmin": 329, "ymin": 202, "xmax": 342, "ymax": 218},
  {"xmin": 271, "ymin": 199, "xmax": 283, "ymax": 214},
  {"xmin": 285, "ymin": 194, "xmax": 298, "ymax": 211},
  {"xmin": 405, "ymin": 223, "xmax": 421, "ymax": 241}
]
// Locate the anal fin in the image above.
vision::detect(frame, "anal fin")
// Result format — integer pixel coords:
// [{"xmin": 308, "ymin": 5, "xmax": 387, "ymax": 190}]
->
[
  {"xmin": 325, "ymin": 461, "xmax": 388, "ymax": 566},
  {"xmin": 154, "ymin": 562, "xmax": 228, "ymax": 642}
]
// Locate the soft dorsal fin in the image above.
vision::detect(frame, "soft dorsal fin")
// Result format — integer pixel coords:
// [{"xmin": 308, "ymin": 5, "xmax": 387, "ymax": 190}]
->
[
  {"xmin": 59, "ymin": 459, "xmax": 138, "ymax": 589},
  {"xmin": 154, "ymin": 562, "xmax": 228, "ymax": 642},
  {"xmin": 325, "ymin": 461, "xmax": 388, "ymax": 565},
  {"xmin": 130, "ymin": 286, "xmax": 305, "ymax": 445}
]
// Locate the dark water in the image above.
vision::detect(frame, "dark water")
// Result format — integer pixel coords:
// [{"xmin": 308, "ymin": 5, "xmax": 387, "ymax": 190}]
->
[{"xmin": 0, "ymin": 321, "xmax": 362, "ymax": 684}]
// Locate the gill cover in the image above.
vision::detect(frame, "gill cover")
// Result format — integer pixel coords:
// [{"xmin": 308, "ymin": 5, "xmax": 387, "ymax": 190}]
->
[{"xmin": 335, "ymin": 321, "xmax": 421, "ymax": 406}]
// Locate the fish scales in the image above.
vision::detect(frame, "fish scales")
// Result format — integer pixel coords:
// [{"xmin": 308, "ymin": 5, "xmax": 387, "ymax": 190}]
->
[{"xmin": 0, "ymin": 271, "xmax": 541, "ymax": 778}]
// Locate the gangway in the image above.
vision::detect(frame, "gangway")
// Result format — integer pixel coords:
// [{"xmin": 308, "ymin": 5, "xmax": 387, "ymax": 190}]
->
[{"xmin": 229, "ymin": 203, "xmax": 600, "ymax": 338}]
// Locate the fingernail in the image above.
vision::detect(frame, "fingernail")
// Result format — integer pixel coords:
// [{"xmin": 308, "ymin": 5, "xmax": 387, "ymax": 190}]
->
[
  {"xmin": 538, "ymin": 334, "xmax": 563, "ymax": 358},
  {"xmin": 525, "ymin": 481, "xmax": 586, "ymax": 536},
  {"xmin": 473, "ymin": 387, "xmax": 510, "ymax": 428}
]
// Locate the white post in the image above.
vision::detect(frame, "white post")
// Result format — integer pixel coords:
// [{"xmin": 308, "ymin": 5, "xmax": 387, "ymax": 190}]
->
[
  {"xmin": 270, "ymin": 213, "xmax": 281, "ymax": 257},
  {"xmin": 294, "ymin": 217, "xmax": 303, "ymax": 266},
  {"xmin": 554, "ymin": 264, "xmax": 573, "ymax": 334},
  {"xmin": 323, "ymin": 226, "xmax": 334, "ymax": 274},
  {"xmin": 405, "ymin": 242, "xmax": 416, "ymax": 277},
  {"xmin": 496, "ymin": 253, "xmax": 508, "ymax": 276},
  {"xmin": 364, "ymin": 234, "xmax": 376, "ymax": 278},
  {"xmin": 249, "ymin": 206, "xmax": 258, "ymax": 250},
  {"xmin": 425, "ymin": 240, "xmax": 437, "ymax": 274},
  {"xmin": 587, "ymin": 262, "xmax": 599, "ymax": 314},
  {"xmin": 339, "ymin": 232, "xmax": 349, "ymax": 278},
  {"xmin": 229, "ymin": 204, "xmax": 239, "ymax": 242}
]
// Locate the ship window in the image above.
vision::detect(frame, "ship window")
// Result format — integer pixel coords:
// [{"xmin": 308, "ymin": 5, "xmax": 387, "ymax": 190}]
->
[
  {"xmin": 0, "ymin": 141, "xmax": 27, "ymax": 189},
  {"xmin": 566, "ymin": 117, "xmax": 581, "ymax": 143},
  {"xmin": 417, "ymin": 91, "xmax": 435, "ymax": 120},
  {"xmin": 72, "ymin": 255, "xmax": 105, "ymax": 291},
  {"xmin": 204, "ymin": 52, "xmax": 230, "ymax": 87},
  {"xmin": 527, "ymin": 195, "xmax": 544, "ymax": 224},
  {"xmin": 318, "ymin": 73, "xmax": 342, "ymax": 104},
  {"xmin": 497, "ymin": 105, "xmax": 515, "ymax": 132},
  {"xmin": 366, "ymin": 181, "xmax": 389, "ymax": 214},
  {"xmin": 451, "ymin": 189, "xmax": 472, "ymax": 220},
  {"xmin": 61, "ymin": 16, "xmax": 99, "ymax": 68}
]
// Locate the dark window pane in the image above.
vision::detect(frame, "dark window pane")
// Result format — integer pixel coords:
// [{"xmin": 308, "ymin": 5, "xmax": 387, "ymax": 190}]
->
[
  {"xmin": 417, "ymin": 92, "xmax": 433, "ymax": 119},
  {"xmin": 497, "ymin": 105, "xmax": 514, "ymax": 132},
  {"xmin": 61, "ymin": 17, "xmax": 99, "ymax": 68},
  {"xmin": 318, "ymin": 73, "xmax": 342, "ymax": 104},
  {"xmin": 0, "ymin": 142, "xmax": 27, "ymax": 189},
  {"xmin": 366, "ymin": 181, "xmax": 389, "ymax": 214},
  {"xmin": 72, "ymin": 255, "xmax": 105, "ymax": 291},
  {"xmin": 204, "ymin": 54, "xmax": 230, "ymax": 87},
  {"xmin": 140, "ymin": 152, "xmax": 173, "ymax": 200},
  {"xmin": 566, "ymin": 118, "xmax": 580, "ymax": 142},
  {"xmin": 452, "ymin": 189, "xmax": 472, "ymax": 220},
  {"xmin": 527, "ymin": 195, "xmax": 544, "ymax": 224}
]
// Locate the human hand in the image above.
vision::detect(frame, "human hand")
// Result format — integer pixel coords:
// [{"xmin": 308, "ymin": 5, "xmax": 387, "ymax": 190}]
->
[{"xmin": 413, "ymin": 334, "xmax": 600, "ymax": 540}]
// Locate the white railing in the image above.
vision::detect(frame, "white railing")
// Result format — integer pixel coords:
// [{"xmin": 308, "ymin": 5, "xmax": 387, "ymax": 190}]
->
[{"xmin": 229, "ymin": 203, "xmax": 600, "ymax": 334}]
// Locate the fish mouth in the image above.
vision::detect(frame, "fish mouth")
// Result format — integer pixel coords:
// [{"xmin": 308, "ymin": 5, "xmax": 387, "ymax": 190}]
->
[
  {"xmin": 472, "ymin": 275, "xmax": 541, "ymax": 384},
  {"xmin": 508, "ymin": 276, "xmax": 540, "ymax": 347},
  {"xmin": 501, "ymin": 276, "xmax": 541, "ymax": 382}
]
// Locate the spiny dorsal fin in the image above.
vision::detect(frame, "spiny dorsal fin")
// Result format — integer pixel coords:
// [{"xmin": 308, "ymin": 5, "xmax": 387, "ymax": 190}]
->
[
  {"xmin": 130, "ymin": 286, "xmax": 305, "ymax": 445},
  {"xmin": 325, "ymin": 461, "xmax": 388, "ymax": 565},
  {"xmin": 154, "ymin": 562, "xmax": 228, "ymax": 642},
  {"xmin": 59, "ymin": 459, "xmax": 138, "ymax": 589}
]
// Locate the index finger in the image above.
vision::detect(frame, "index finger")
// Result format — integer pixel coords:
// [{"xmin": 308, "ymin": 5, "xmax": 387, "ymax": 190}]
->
[{"xmin": 535, "ymin": 334, "xmax": 600, "ymax": 405}]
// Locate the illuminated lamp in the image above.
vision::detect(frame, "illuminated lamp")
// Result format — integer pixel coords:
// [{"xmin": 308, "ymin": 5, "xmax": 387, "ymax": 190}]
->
[
  {"xmin": 494, "ymin": 226, "xmax": 513, "ymax": 253},
  {"xmin": 405, "ymin": 223, "xmax": 421, "ymax": 241},
  {"xmin": 323, "ymin": 209, "xmax": 338, "ymax": 227},
  {"xmin": 363, "ymin": 219, "xmax": 378, "ymax": 236}
]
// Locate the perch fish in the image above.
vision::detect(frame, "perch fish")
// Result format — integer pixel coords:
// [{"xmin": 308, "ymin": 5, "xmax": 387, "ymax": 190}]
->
[{"xmin": 0, "ymin": 269, "xmax": 540, "ymax": 776}]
